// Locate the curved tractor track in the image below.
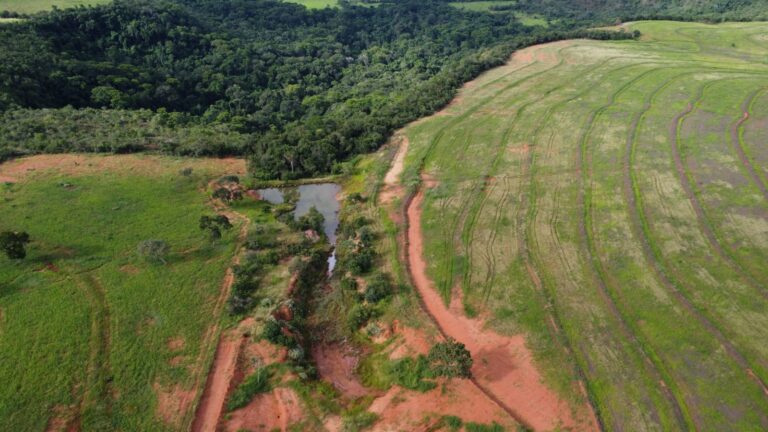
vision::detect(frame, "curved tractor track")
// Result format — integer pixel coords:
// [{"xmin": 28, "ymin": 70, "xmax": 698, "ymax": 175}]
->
[{"xmin": 390, "ymin": 21, "xmax": 768, "ymax": 432}]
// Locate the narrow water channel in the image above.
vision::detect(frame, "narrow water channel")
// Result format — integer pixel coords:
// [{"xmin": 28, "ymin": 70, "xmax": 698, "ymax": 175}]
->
[{"xmin": 257, "ymin": 183, "xmax": 341, "ymax": 273}]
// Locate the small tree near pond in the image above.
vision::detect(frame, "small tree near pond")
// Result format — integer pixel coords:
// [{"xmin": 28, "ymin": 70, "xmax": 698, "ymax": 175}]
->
[
  {"xmin": 137, "ymin": 239, "xmax": 169, "ymax": 264},
  {"xmin": 0, "ymin": 231, "xmax": 30, "ymax": 260}
]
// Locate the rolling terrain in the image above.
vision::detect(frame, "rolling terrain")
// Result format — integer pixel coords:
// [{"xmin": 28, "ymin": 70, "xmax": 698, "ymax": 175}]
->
[{"xmin": 391, "ymin": 21, "xmax": 768, "ymax": 431}]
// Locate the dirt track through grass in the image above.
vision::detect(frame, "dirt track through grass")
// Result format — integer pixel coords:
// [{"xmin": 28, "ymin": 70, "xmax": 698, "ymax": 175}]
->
[{"xmin": 396, "ymin": 21, "xmax": 768, "ymax": 431}]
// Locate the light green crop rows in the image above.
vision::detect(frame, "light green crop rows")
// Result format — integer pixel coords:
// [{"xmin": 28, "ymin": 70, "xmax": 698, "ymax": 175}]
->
[{"xmin": 399, "ymin": 21, "xmax": 768, "ymax": 431}]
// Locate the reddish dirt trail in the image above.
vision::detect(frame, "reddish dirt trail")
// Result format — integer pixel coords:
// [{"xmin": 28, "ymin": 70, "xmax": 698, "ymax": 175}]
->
[
  {"xmin": 190, "ymin": 195, "xmax": 252, "ymax": 432},
  {"xmin": 406, "ymin": 190, "xmax": 586, "ymax": 431},
  {"xmin": 379, "ymin": 135, "xmax": 409, "ymax": 206},
  {"xmin": 191, "ymin": 334, "xmax": 244, "ymax": 432}
]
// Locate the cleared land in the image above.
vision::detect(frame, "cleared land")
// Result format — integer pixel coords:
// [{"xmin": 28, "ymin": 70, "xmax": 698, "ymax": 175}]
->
[
  {"xmin": 448, "ymin": 1, "xmax": 548, "ymax": 26},
  {"xmin": 0, "ymin": 155, "xmax": 247, "ymax": 431},
  {"xmin": 0, "ymin": 0, "xmax": 109, "ymax": 13},
  {"xmin": 283, "ymin": 0, "xmax": 337, "ymax": 8},
  {"xmin": 394, "ymin": 21, "xmax": 768, "ymax": 431}
]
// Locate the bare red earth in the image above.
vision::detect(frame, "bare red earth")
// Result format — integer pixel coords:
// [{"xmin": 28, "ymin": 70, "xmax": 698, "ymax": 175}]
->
[
  {"xmin": 406, "ymin": 190, "xmax": 585, "ymax": 431},
  {"xmin": 191, "ymin": 334, "xmax": 244, "ymax": 432}
]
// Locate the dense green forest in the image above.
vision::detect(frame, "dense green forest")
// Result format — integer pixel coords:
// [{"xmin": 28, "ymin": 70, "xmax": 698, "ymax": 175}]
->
[{"xmin": 0, "ymin": 0, "xmax": 690, "ymax": 179}]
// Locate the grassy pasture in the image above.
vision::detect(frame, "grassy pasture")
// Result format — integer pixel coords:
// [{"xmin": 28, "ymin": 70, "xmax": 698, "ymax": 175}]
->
[
  {"xmin": 448, "ymin": 1, "xmax": 548, "ymax": 26},
  {"xmin": 0, "ymin": 155, "xmax": 246, "ymax": 431},
  {"xmin": 397, "ymin": 21, "xmax": 768, "ymax": 430},
  {"xmin": 283, "ymin": 0, "xmax": 338, "ymax": 9},
  {"xmin": 0, "ymin": 0, "xmax": 110, "ymax": 13}
]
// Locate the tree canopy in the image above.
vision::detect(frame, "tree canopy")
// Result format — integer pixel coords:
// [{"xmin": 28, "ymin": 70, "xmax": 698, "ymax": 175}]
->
[{"xmin": 0, "ymin": 0, "xmax": 637, "ymax": 178}]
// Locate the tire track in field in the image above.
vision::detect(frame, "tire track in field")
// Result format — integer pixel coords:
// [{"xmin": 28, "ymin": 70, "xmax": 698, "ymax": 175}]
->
[
  {"xmin": 415, "ymin": 44, "xmax": 573, "ymax": 301},
  {"xmin": 678, "ymin": 82, "xmax": 768, "ymax": 297},
  {"xmin": 664, "ymin": 83, "xmax": 768, "ymax": 395},
  {"xmin": 77, "ymin": 273, "xmax": 114, "ymax": 428},
  {"xmin": 731, "ymin": 88, "xmax": 768, "ymax": 201},
  {"xmin": 620, "ymin": 69, "xmax": 724, "ymax": 430},
  {"xmin": 523, "ymin": 63, "xmax": 690, "ymax": 431},
  {"xmin": 623, "ymin": 77, "xmax": 768, "ymax": 408},
  {"xmin": 577, "ymin": 66, "xmax": 697, "ymax": 430},
  {"xmin": 458, "ymin": 56, "xmax": 631, "ymax": 302},
  {"xmin": 396, "ymin": 42, "xmax": 590, "ymax": 431}
]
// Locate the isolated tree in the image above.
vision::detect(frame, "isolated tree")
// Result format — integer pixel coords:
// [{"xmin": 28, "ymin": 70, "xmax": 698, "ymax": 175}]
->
[
  {"xmin": 199, "ymin": 214, "xmax": 233, "ymax": 240},
  {"xmin": 0, "ymin": 231, "xmax": 30, "ymax": 260},
  {"xmin": 213, "ymin": 187, "xmax": 243, "ymax": 204},
  {"xmin": 137, "ymin": 239, "xmax": 169, "ymax": 264},
  {"xmin": 428, "ymin": 339, "xmax": 473, "ymax": 379}
]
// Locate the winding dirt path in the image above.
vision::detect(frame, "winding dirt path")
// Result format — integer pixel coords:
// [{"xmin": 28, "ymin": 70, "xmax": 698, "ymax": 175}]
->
[
  {"xmin": 382, "ymin": 128, "xmax": 588, "ymax": 430},
  {"xmin": 406, "ymin": 189, "xmax": 583, "ymax": 431},
  {"xmin": 191, "ymin": 334, "xmax": 244, "ymax": 432},
  {"xmin": 190, "ymin": 199, "xmax": 251, "ymax": 432}
]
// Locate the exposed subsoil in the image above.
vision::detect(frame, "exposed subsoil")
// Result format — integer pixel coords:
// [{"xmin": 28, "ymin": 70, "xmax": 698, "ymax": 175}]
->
[
  {"xmin": 379, "ymin": 135, "xmax": 409, "ymax": 207},
  {"xmin": 406, "ymin": 189, "xmax": 582, "ymax": 431},
  {"xmin": 312, "ymin": 342, "xmax": 369, "ymax": 398},
  {"xmin": 191, "ymin": 333, "xmax": 245, "ymax": 432}
]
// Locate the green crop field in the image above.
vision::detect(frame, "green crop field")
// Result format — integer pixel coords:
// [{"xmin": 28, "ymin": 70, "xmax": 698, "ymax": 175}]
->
[
  {"xmin": 0, "ymin": 0, "xmax": 110, "ymax": 13},
  {"xmin": 0, "ymin": 155, "xmax": 247, "ymax": 431},
  {"xmin": 399, "ymin": 21, "xmax": 768, "ymax": 431}
]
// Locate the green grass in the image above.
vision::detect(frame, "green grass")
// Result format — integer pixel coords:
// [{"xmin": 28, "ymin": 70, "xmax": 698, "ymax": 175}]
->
[
  {"xmin": 226, "ymin": 366, "xmax": 273, "ymax": 411},
  {"xmin": 0, "ymin": 155, "xmax": 244, "ymax": 431},
  {"xmin": 399, "ymin": 21, "xmax": 768, "ymax": 431},
  {"xmin": 283, "ymin": 0, "xmax": 338, "ymax": 9},
  {"xmin": 447, "ymin": 1, "xmax": 548, "ymax": 26},
  {"xmin": 0, "ymin": 0, "xmax": 110, "ymax": 13}
]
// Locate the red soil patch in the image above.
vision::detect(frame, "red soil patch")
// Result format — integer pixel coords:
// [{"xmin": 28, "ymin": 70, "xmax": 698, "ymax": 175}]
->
[
  {"xmin": 370, "ymin": 381, "xmax": 515, "ymax": 431},
  {"xmin": 387, "ymin": 322, "xmax": 433, "ymax": 360},
  {"xmin": 168, "ymin": 337, "xmax": 185, "ymax": 351},
  {"xmin": 312, "ymin": 342, "xmax": 369, "ymax": 398},
  {"xmin": 191, "ymin": 334, "xmax": 245, "ymax": 432},
  {"xmin": 119, "ymin": 264, "xmax": 139, "ymax": 275},
  {"xmin": 154, "ymin": 382, "xmax": 196, "ymax": 428},
  {"xmin": 380, "ymin": 136, "xmax": 409, "ymax": 206},
  {"xmin": 41, "ymin": 263, "xmax": 59, "ymax": 273},
  {"xmin": 44, "ymin": 404, "xmax": 78, "ymax": 432},
  {"xmin": 225, "ymin": 387, "xmax": 303, "ymax": 432},
  {"xmin": 0, "ymin": 154, "xmax": 246, "ymax": 182},
  {"xmin": 407, "ymin": 189, "xmax": 593, "ymax": 431}
]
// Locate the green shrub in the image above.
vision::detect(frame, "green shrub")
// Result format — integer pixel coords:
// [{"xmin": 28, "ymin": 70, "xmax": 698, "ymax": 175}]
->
[
  {"xmin": 442, "ymin": 415, "xmax": 464, "ymax": 431},
  {"xmin": 347, "ymin": 304, "xmax": 376, "ymax": 331},
  {"xmin": 387, "ymin": 356, "xmax": 436, "ymax": 392},
  {"xmin": 347, "ymin": 248, "xmax": 374, "ymax": 275},
  {"xmin": 226, "ymin": 367, "xmax": 272, "ymax": 411},
  {"xmin": 465, "ymin": 421, "xmax": 505, "ymax": 432},
  {"xmin": 342, "ymin": 407, "xmax": 378, "ymax": 432},
  {"xmin": 364, "ymin": 273, "xmax": 392, "ymax": 303},
  {"xmin": 428, "ymin": 339, "xmax": 473, "ymax": 379},
  {"xmin": 341, "ymin": 276, "xmax": 358, "ymax": 291}
]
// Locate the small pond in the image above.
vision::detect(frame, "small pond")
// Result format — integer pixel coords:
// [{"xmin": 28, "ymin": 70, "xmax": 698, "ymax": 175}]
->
[{"xmin": 257, "ymin": 183, "xmax": 341, "ymax": 273}]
